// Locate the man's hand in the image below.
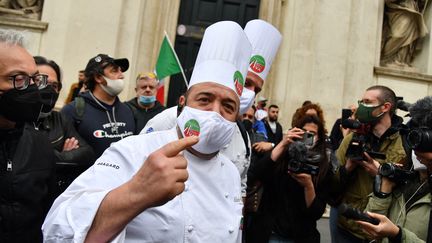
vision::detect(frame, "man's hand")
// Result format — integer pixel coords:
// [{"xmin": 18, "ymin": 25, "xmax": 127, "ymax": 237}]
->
[
  {"xmin": 130, "ymin": 136, "xmax": 199, "ymax": 209},
  {"xmin": 85, "ymin": 136, "xmax": 199, "ymax": 243},
  {"xmin": 360, "ymin": 152, "xmax": 381, "ymax": 176},
  {"xmin": 356, "ymin": 212, "xmax": 400, "ymax": 240},
  {"xmin": 63, "ymin": 137, "xmax": 79, "ymax": 151},
  {"xmin": 252, "ymin": 142, "xmax": 273, "ymax": 153},
  {"xmin": 344, "ymin": 159, "xmax": 358, "ymax": 172}
]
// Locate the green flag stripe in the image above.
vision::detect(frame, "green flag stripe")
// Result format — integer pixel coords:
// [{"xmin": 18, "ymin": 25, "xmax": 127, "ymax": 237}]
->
[{"xmin": 155, "ymin": 36, "xmax": 182, "ymax": 80}]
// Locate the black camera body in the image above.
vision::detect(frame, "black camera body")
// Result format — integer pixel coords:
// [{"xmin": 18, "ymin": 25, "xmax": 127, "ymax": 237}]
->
[
  {"xmin": 287, "ymin": 141, "xmax": 320, "ymax": 175},
  {"xmin": 345, "ymin": 133, "xmax": 386, "ymax": 161},
  {"xmin": 407, "ymin": 127, "xmax": 432, "ymax": 152},
  {"xmin": 379, "ymin": 163, "xmax": 415, "ymax": 184}
]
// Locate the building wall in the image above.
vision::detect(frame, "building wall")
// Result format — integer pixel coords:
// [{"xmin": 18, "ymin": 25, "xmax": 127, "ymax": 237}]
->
[{"xmin": 1, "ymin": 0, "xmax": 431, "ymax": 131}]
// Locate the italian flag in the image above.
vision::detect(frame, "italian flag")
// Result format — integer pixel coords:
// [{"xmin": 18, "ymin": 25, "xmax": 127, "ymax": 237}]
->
[{"xmin": 155, "ymin": 33, "xmax": 186, "ymax": 105}]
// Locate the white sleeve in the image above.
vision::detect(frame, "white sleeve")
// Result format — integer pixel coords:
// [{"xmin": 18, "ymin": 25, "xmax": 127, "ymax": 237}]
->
[
  {"xmin": 42, "ymin": 138, "xmax": 140, "ymax": 243},
  {"xmin": 140, "ymin": 106, "xmax": 177, "ymax": 134}
]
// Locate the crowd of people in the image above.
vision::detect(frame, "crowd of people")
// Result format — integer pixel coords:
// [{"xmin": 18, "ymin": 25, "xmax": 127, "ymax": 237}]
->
[{"xmin": 0, "ymin": 18, "xmax": 431, "ymax": 243}]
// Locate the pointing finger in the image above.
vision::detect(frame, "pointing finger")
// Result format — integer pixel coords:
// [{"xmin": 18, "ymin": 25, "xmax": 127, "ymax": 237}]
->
[{"xmin": 160, "ymin": 136, "xmax": 199, "ymax": 157}]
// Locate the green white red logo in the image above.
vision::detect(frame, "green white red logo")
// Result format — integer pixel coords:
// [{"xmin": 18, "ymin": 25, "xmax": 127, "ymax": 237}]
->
[
  {"xmin": 249, "ymin": 55, "xmax": 266, "ymax": 73},
  {"xmin": 93, "ymin": 130, "xmax": 106, "ymax": 138},
  {"xmin": 184, "ymin": 119, "xmax": 200, "ymax": 137},
  {"xmin": 234, "ymin": 71, "xmax": 244, "ymax": 96}
]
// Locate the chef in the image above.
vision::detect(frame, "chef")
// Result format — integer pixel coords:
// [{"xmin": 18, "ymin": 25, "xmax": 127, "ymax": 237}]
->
[{"xmin": 42, "ymin": 21, "xmax": 252, "ymax": 243}]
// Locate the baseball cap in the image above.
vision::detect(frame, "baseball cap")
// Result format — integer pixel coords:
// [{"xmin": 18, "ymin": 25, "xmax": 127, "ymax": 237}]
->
[
  {"xmin": 84, "ymin": 54, "xmax": 129, "ymax": 77},
  {"xmin": 257, "ymin": 96, "xmax": 267, "ymax": 102}
]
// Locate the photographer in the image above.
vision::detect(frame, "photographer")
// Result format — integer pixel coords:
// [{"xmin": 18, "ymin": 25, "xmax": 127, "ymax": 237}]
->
[
  {"xmin": 356, "ymin": 96, "xmax": 432, "ymax": 243},
  {"xmin": 245, "ymin": 115, "xmax": 335, "ymax": 243},
  {"xmin": 330, "ymin": 85, "xmax": 406, "ymax": 242}
]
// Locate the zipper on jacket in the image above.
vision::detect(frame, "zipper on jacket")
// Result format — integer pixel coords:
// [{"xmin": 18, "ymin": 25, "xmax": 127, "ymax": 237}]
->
[
  {"xmin": 6, "ymin": 159, "xmax": 12, "ymax": 171},
  {"xmin": 1, "ymin": 141, "xmax": 12, "ymax": 172}
]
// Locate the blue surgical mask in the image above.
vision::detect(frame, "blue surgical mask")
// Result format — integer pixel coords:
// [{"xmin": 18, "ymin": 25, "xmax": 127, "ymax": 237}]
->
[{"xmin": 139, "ymin": 95, "xmax": 156, "ymax": 105}]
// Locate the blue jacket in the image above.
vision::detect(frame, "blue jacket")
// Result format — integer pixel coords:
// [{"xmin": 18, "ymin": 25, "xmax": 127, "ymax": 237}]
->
[{"xmin": 61, "ymin": 92, "xmax": 135, "ymax": 159}]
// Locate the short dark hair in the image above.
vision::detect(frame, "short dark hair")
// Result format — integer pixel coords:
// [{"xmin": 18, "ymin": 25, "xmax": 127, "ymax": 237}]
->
[
  {"xmin": 302, "ymin": 100, "xmax": 312, "ymax": 106},
  {"xmin": 33, "ymin": 56, "xmax": 63, "ymax": 91},
  {"xmin": 269, "ymin": 104, "xmax": 279, "ymax": 110},
  {"xmin": 366, "ymin": 85, "xmax": 397, "ymax": 116},
  {"xmin": 409, "ymin": 96, "xmax": 432, "ymax": 129}
]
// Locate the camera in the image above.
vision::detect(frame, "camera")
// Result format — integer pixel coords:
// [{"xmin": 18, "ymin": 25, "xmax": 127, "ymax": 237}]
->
[
  {"xmin": 300, "ymin": 131, "xmax": 315, "ymax": 146},
  {"xmin": 340, "ymin": 108, "xmax": 370, "ymax": 134},
  {"xmin": 287, "ymin": 141, "xmax": 320, "ymax": 175},
  {"xmin": 345, "ymin": 133, "xmax": 386, "ymax": 161},
  {"xmin": 338, "ymin": 203, "xmax": 379, "ymax": 225},
  {"xmin": 407, "ymin": 127, "xmax": 432, "ymax": 152},
  {"xmin": 379, "ymin": 163, "xmax": 415, "ymax": 184}
]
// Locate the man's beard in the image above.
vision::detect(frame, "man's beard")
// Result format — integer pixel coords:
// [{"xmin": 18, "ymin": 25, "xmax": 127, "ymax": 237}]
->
[{"xmin": 269, "ymin": 117, "xmax": 277, "ymax": 122}]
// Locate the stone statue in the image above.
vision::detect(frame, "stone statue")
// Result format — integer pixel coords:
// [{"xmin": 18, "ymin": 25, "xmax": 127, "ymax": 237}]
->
[
  {"xmin": 381, "ymin": 0, "xmax": 429, "ymax": 69},
  {"xmin": 0, "ymin": 0, "xmax": 43, "ymax": 20}
]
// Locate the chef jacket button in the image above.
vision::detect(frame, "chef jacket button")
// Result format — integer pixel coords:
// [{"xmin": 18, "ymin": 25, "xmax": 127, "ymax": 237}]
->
[
  {"xmin": 225, "ymin": 193, "xmax": 229, "ymax": 198},
  {"xmin": 229, "ymin": 229, "xmax": 234, "ymax": 234},
  {"xmin": 187, "ymin": 225, "xmax": 194, "ymax": 232},
  {"xmin": 221, "ymin": 161, "xmax": 225, "ymax": 166}
]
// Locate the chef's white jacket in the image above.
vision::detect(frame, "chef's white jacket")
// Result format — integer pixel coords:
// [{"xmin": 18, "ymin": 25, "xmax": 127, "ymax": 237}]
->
[{"xmin": 42, "ymin": 128, "xmax": 243, "ymax": 243}]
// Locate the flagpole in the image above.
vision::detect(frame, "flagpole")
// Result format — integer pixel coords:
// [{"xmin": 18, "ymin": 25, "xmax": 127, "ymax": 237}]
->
[{"xmin": 164, "ymin": 31, "xmax": 188, "ymax": 88}]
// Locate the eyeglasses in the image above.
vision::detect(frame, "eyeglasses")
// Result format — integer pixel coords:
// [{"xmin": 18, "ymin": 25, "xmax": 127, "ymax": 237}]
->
[
  {"xmin": 357, "ymin": 100, "xmax": 383, "ymax": 107},
  {"xmin": 8, "ymin": 73, "xmax": 48, "ymax": 90}
]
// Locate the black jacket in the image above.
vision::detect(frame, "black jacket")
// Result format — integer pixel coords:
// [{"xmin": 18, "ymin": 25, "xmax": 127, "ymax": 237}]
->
[
  {"xmin": 37, "ymin": 111, "xmax": 95, "ymax": 166},
  {"xmin": 61, "ymin": 92, "xmax": 135, "ymax": 159},
  {"xmin": 125, "ymin": 98, "xmax": 165, "ymax": 134},
  {"xmin": 264, "ymin": 120, "xmax": 283, "ymax": 145},
  {"xmin": 36, "ymin": 111, "xmax": 95, "ymax": 195},
  {"xmin": 0, "ymin": 124, "xmax": 55, "ymax": 243}
]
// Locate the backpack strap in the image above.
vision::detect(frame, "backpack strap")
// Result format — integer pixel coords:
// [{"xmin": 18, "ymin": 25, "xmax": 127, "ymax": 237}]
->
[{"xmin": 74, "ymin": 96, "xmax": 85, "ymax": 127}]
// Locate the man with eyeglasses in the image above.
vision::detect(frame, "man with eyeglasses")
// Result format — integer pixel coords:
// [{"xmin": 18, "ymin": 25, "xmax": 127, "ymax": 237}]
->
[
  {"xmin": 0, "ymin": 29, "xmax": 56, "ymax": 242},
  {"xmin": 330, "ymin": 85, "xmax": 407, "ymax": 242}
]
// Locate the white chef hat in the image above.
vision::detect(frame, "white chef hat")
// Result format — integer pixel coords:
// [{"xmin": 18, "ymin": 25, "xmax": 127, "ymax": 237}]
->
[
  {"xmin": 189, "ymin": 21, "xmax": 252, "ymax": 98},
  {"xmin": 244, "ymin": 19, "xmax": 282, "ymax": 81}
]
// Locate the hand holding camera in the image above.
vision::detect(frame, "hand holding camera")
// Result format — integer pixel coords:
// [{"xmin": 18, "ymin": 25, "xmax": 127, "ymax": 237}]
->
[
  {"xmin": 282, "ymin": 127, "xmax": 305, "ymax": 146},
  {"xmin": 356, "ymin": 212, "xmax": 400, "ymax": 240}
]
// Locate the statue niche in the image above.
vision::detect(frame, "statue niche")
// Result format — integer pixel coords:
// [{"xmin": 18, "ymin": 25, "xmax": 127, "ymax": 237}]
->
[
  {"xmin": 380, "ymin": 0, "xmax": 429, "ymax": 70},
  {"xmin": 0, "ymin": 0, "xmax": 44, "ymax": 20}
]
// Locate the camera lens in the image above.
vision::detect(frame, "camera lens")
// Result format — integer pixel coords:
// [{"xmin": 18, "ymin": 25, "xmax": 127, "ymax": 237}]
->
[
  {"xmin": 379, "ymin": 163, "xmax": 394, "ymax": 177},
  {"xmin": 407, "ymin": 128, "xmax": 432, "ymax": 152}
]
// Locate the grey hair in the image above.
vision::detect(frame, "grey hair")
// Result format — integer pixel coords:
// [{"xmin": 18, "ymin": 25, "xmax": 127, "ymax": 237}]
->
[
  {"xmin": 0, "ymin": 29, "xmax": 26, "ymax": 47},
  {"xmin": 409, "ymin": 96, "xmax": 432, "ymax": 128}
]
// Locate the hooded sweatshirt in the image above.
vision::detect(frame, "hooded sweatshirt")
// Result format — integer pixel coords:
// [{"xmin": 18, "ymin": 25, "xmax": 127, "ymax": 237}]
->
[{"xmin": 61, "ymin": 92, "xmax": 135, "ymax": 159}]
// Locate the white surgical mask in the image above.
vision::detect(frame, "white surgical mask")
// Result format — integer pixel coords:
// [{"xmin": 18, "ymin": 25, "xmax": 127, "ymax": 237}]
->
[
  {"xmin": 239, "ymin": 88, "xmax": 255, "ymax": 115},
  {"xmin": 412, "ymin": 150, "xmax": 427, "ymax": 171},
  {"xmin": 177, "ymin": 106, "xmax": 236, "ymax": 155},
  {"xmin": 101, "ymin": 76, "xmax": 125, "ymax": 96}
]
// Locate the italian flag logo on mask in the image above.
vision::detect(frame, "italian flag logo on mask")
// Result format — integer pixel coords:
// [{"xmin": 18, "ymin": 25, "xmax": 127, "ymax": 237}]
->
[
  {"xmin": 249, "ymin": 55, "xmax": 266, "ymax": 73},
  {"xmin": 234, "ymin": 71, "xmax": 244, "ymax": 96},
  {"xmin": 184, "ymin": 119, "xmax": 200, "ymax": 137}
]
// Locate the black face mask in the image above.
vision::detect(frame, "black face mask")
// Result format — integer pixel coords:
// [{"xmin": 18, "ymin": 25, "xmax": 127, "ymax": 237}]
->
[
  {"xmin": 243, "ymin": 119, "xmax": 253, "ymax": 131},
  {"xmin": 39, "ymin": 85, "xmax": 59, "ymax": 114},
  {"xmin": 0, "ymin": 84, "xmax": 43, "ymax": 122}
]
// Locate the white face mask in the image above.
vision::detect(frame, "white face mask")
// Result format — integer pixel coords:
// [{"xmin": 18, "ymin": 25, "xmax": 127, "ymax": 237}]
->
[
  {"xmin": 412, "ymin": 150, "xmax": 427, "ymax": 171},
  {"xmin": 239, "ymin": 88, "xmax": 255, "ymax": 115},
  {"xmin": 100, "ymin": 76, "xmax": 125, "ymax": 96},
  {"xmin": 177, "ymin": 106, "xmax": 236, "ymax": 155}
]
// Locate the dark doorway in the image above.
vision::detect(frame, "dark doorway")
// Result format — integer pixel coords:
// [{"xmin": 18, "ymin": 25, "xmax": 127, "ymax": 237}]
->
[{"xmin": 167, "ymin": 0, "xmax": 261, "ymax": 107}]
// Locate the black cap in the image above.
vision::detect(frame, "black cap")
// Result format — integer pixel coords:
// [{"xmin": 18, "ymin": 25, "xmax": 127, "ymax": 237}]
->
[{"xmin": 84, "ymin": 54, "xmax": 129, "ymax": 77}]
